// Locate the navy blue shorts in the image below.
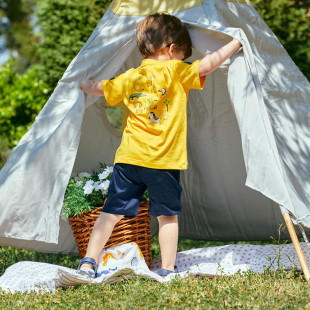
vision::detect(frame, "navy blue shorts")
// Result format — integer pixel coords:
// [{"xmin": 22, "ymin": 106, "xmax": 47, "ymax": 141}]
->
[{"xmin": 102, "ymin": 163, "xmax": 182, "ymax": 217}]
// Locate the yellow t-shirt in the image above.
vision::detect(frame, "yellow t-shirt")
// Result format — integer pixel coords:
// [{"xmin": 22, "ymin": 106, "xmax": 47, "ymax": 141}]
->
[{"xmin": 102, "ymin": 59, "xmax": 205, "ymax": 170}]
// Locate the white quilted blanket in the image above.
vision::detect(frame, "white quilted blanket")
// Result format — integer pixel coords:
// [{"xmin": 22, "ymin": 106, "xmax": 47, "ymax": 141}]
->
[{"xmin": 1, "ymin": 242, "xmax": 309, "ymax": 293}]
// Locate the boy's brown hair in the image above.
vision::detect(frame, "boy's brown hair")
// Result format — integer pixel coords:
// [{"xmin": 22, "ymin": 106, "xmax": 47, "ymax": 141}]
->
[{"xmin": 136, "ymin": 13, "xmax": 192, "ymax": 59}]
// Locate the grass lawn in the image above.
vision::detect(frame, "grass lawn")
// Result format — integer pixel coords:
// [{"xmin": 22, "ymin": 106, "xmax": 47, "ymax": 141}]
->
[{"xmin": 1, "ymin": 238, "xmax": 310, "ymax": 309}]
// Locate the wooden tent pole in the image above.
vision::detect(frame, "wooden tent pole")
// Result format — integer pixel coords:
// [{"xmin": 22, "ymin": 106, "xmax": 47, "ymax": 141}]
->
[{"xmin": 283, "ymin": 212, "xmax": 310, "ymax": 281}]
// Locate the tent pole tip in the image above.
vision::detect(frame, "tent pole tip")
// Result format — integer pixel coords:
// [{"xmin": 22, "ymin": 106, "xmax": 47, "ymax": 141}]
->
[{"xmin": 283, "ymin": 212, "xmax": 310, "ymax": 281}]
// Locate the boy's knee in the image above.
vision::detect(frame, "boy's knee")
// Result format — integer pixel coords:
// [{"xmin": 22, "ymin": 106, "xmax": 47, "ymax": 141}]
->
[
  {"xmin": 157, "ymin": 214, "xmax": 178, "ymax": 224},
  {"xmin": 113, "ymin": 213, "xmax": 124, "ymax": 223},
  {"xmin": 98, "ymin": 212, "xmax": 124, "ymax": 225}
]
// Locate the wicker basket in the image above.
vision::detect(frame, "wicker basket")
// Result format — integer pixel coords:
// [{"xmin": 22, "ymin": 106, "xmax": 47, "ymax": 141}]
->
[{"xmin": 68, "ymin": 200, "xmax": 152, "ymax": 266}]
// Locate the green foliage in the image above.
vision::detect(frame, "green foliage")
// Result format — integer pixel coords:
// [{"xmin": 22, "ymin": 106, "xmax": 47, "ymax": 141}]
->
[
  {"xmin": 0, "ymin": 135, "xmax": 10, "ymax": 169},
  {"xmin": 62, "ymin": 163, "xmax": 149, "ymax": 218},
  {"xmin": 105, "ymin": 106, "xmax": 124, "ymax": 132},
  {"xmin": 252, "ymin": 0, "xmax": 310, "ymax": 80},
  {"xmin": 35, "ymin": 0, "xmax": 111, "ymax": 87},
  {"xmin": 0, "ymin": 0, "xmax": 38, "ymax": 69},
  {"xmin": 0, "ymin": 59, "xmax": 50, "ymax": 148},
  {"xmin": 61, "ymin": 164, "xmax": 113, "ymax": 218},
  {"xmin": 62, "ymin": 178, "xmax": 97, "ymax": 218}
]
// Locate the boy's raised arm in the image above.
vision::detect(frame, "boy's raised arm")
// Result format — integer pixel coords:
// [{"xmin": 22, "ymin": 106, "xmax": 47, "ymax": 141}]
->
[
  {"xmin": 198, "ymin": 38, "xmax": 242, "ymax": 77},
  {"xmin": 79, "ymin": 80, "xmax": 105, "ymax": 96}
]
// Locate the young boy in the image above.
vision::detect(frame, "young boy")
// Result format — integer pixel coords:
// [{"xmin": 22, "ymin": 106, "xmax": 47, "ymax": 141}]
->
[{"xmin": 78, "ymin": 13, "xmax": 241, "ymax": 278}]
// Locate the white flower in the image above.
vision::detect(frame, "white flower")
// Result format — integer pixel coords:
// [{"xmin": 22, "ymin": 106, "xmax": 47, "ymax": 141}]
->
[
  {"xmin": 98, "ymin": 171, "xmax": 109, "ymax": 180},
  {"xmin": 103, "ymin": 180, "xmax": 110, "ymax": 190},
  {"xmin": 94, "ymin": 181, "xmax": 106, "ymax": 192},
  {"xmin": 85, "ymin": 180, "xmax": 95, "ymax": 186},
  {"xmin": 106, "ymin": 166, "xmax": 114, "ymax": 174},
  {"xmin": 93, "ymin": 181, "xmax": 99, "ymax": 191},
  {"xmin": 83, "ymin": 185, "xmax": 93, "ymax": 195},
  {"xmin": 98, "ymin": 166, "xmax": 113, "ymax": 180},
  {"xmin": 95, "ymin": 180, "xmax": 110, "ymax": 192},
  {"xmin": 83, "ymin": 180, "xmax": 94, "ymax": 195},
  {"xmin": 79, "ymin": 172, "xmax": 91, "ymax": 178},
  {"xmin": 101, "ymin": 189, "xmax": 108, "ymax": 196}
]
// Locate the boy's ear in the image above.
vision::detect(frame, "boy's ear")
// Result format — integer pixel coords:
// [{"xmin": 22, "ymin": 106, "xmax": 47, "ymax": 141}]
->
[{"xmin": 168, "ymin": 44, "xmax": 176, "ymax": 58}]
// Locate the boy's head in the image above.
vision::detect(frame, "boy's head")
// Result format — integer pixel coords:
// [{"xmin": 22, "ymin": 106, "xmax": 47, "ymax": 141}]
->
[{"xmin": 136, "ymin": 13, "xmax": 192, "ymax": 59}]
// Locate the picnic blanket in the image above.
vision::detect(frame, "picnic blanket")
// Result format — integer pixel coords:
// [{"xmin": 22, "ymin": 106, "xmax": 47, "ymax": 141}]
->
[{"xmin": 1, "ymin": 242, "xmax": 309, "ymax": 293}]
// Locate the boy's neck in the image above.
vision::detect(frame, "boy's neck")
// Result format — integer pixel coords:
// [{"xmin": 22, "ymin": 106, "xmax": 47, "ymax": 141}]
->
[
  {"xmin": 144, "ymin": 46, "xmax": 185, "ymax": 62},
  {"xmin": 145, "ymin": 54, "xmax": 170, "ymax": 62},
  {"xmin": 145, "ymin": 48, "xmax": 171, "ymax": 62}
]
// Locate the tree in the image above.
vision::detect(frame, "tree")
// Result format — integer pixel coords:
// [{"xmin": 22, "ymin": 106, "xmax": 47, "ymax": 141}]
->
[
  {"xmin": 0, "ymin": 59, "xmax": 50, "ymax": 148},
  {"xmin": 35, "ymin": 0, "xmax": 111, "ymax": 88},
  {"xmin": 252, "ymin": 0, "xmax": 310, "ymax": 80},
  {"xmin": 0, "ymin": 0, "xmax": 38, "ymax": 70}
]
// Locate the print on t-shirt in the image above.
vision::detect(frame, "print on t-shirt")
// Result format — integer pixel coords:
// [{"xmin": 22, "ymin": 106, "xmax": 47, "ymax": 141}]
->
[{"xmin": 129, "ymin": 69, "xmax": 170, "ymax": 125}]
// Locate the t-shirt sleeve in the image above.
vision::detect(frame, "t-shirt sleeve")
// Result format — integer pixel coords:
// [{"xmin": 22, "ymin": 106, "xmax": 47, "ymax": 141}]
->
[
  {"xmin": 102, "ymin": 73, "xmax": 126, "ymax": 106},
  {"xmin": 174, "ymin": 60, "xmax": 205, "ymax": 90}
]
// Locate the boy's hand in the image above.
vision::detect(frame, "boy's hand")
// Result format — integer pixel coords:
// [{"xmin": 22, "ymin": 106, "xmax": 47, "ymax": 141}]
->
[
  {"xmin": 232, "ymin": 38, "xmax": 242, "ymax": 53},
  {"xmin": 79, "ymin": 79, "xmax": 105, "ymax": 96},
  {"xmin": 232, "ymin": 38, "xmax": 242, "ymax": 49},
  {"xmin": 198, "ymin": 38, "xmax": 242, "ymax": 77},
  {"xmin": 79, "ymin": 80, "xmax": 95, "ymax": 93}
]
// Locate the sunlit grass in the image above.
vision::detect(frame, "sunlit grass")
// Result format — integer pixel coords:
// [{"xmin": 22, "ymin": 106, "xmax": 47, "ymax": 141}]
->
[
  {"xmin": 0, "ymin": 268, "xmax": 309, "ymax": 309},
  {"xmin": 1, "ymin": 237, "xmax": 310, "ymax": 308}
]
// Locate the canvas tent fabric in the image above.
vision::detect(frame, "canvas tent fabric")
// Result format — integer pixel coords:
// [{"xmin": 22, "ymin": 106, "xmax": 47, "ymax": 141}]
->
[{"xmin": 0, "ymin": 0, "xmax": 309, "ymax": 254}]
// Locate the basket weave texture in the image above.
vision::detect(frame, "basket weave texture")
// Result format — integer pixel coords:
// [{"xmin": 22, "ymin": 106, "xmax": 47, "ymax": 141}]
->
[{"xmin": 68, "ymin": 200, "xmax": 152, "ymax": 266}]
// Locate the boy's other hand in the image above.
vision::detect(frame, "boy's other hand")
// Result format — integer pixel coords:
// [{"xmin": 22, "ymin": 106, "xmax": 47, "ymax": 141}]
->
[
  {"xmin": 79, "ymin": 80, "xmax": 94, "ymax": 92},
  {"xmin": 79, "ymin": 79, "xmax": 105, "ymax": 97}
]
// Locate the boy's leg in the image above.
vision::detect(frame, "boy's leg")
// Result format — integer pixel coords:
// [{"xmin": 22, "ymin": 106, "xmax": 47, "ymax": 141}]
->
[
  {"xmin": 143, "ymin": 168, "xmax": 181, "ymax": 274},
  {"xmin": 157, "ymin": 215, "xmax": 178, "ymax": 271},
  {"xmin": 80, "ymin": 164, "xmax": 146, "ymax": 272},
  {"xmin": 80, "ymin": 212, "xmax": 123, "ymax": 269}
]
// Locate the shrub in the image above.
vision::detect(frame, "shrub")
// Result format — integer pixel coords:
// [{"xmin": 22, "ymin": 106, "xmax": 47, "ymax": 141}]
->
[
  {"xmin": 0, "ymin": 59, "xmax": 50, "ymax": 148},
  {"xmin": 35, "ymin": 0, "xmax": 111, "ymax": 88},
  {"xmin": 252, "ymin": 0, "xmax": 310, "ymax": 80},
  {"xmin": 0, "ymin": 135, "xmax": 11, "ymax": 169}
]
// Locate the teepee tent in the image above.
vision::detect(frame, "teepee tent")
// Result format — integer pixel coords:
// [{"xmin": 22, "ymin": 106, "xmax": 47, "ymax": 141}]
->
[{"xmin": 0, "ymin": 0, "xmax": 310, "ymax": 274}]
